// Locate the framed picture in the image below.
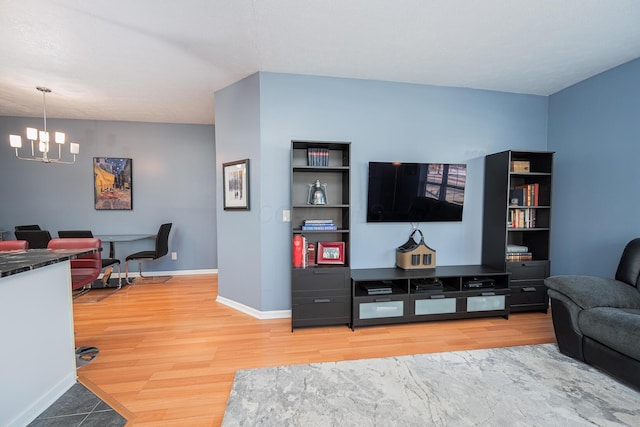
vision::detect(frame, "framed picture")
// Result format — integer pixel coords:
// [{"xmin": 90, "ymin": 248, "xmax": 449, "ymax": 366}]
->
[
  {"xmin": 94, "ymin": 157, "xmax": 133, "ymax": 210},
  {"xmin": 317, "ymin": 241, "xmax": 345, "ymax": 264},
  {"xmin": 223, "ymin": 159, "xmax": 250, "ymax": 210}
]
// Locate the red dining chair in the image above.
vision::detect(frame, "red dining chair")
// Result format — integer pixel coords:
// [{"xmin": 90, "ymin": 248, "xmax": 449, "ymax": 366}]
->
[
  {"xmin": 0, "ymin": 240, "xmax": 28, "ymax": 251},
  {"xmin": 47, "ymin": 238, "xmax": 102, "ymax": 295},
  {"xmin": 58, "ymin": 230, "xmax": 122, "ymax": 288}
]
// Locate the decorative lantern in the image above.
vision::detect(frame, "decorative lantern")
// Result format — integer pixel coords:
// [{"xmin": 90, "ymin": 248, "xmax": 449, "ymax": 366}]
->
[{"xmin": 307, "ymin": 179, "xmax": 328, "ymax": 205}]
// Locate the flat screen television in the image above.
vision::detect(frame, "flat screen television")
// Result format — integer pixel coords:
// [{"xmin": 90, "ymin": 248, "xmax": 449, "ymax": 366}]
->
[{"xmin": 367, "ymin": 161, "xmax": 467, "ymax": 222}]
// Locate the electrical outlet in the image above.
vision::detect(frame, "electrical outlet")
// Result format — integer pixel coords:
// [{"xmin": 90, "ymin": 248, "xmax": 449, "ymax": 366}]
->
[
  {"xmin": 282, "ymin": 209, "xmax": 291, "ymax": 222},
  {"xmin": 171, "ymin": 252, "xmax": 177, "ymax": 260}
]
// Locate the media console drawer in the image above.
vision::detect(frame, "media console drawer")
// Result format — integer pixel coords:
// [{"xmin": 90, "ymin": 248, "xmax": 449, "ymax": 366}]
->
[
  {"xmin": 358, "ymin": 300, "xmax": 404, "ymax": 319},
  {"xmin": 292, "ymin": 267, "xmax": 350, "ymax": 292},
  {"xmin": 292, "ymin": 294, "xmax": 350, "ymax": 326},
  {"xmin": 466, "ymin": 294, "xmax": 506, "ymax": 312},
  {"xmin": 507, "ymin": 261, "xmax": 549, "ymax": 280},
  {"xmin": 415, "ymin": 297, "xmax": 457, "ymax": 315}
]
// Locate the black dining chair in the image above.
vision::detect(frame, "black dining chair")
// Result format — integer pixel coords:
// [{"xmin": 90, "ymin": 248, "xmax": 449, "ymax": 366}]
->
[
  {"xmin": 125, "ymin": 223, "xmax": 172, "ymax": 283},
  {"xmin": 58, "ymin": 230, "xmax": 123, "ymax": 288},
  {"xmin": 15, "ymin": 224, "xmax": 42, "ymax": 231},
  {"xmin": 14, "ymin": 230, "xmax": 52, "ymax": 249}
]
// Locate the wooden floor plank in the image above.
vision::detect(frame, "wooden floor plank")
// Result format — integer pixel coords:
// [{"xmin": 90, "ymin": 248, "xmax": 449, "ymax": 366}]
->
[{"xmin": 74, "ymin": 274, "xmax": 556, "ymax": 426}]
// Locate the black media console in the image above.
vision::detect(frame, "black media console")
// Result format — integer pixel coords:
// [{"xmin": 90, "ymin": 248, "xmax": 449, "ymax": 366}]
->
[{"xmin": 351, "ymin": 265, "xmax": 510, "ymax": 329}]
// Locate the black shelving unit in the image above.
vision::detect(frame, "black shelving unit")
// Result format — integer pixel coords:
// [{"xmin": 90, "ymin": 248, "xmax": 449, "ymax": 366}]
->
[
  {"xmin": 290, "ymin": 140, "xmax": 351, "ymax": 330},
  {"xmin": 482, "ymin": 150, "xmax": 554, "ymax": 312}
]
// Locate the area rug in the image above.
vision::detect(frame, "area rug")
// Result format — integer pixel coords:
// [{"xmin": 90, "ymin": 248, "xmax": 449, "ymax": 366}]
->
[{"xmin": 222, "ymin": 344, "xmax": 640, "ymax": 426}]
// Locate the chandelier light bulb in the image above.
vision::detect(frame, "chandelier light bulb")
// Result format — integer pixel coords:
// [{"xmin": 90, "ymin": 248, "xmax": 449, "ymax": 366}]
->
[
  {"xmin": 10, "ymin": 135, "xmax": 22, "ymax": 148},
  {"xmin": 55, "ymin": 132, "xmax": 65, "ymax": 144},
  {"xmin": 26, "ymin": 127, "xmax": 38, "ymax": 140}
]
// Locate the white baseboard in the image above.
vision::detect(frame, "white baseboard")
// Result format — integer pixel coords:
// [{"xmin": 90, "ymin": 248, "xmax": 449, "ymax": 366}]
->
[
  {"xmin": 98, "ymin": 269, "xmax": 289, "ymax": 320},
  {"xmin": 216, "ymin": 295, "xmax": 291, "ymax": 320},
  {"xmin": 9, "ymin": 372, "xmax": 76, "ymax": 427},
  {"xmin": 100, "ymin": 268, "xmax": 218, "ymax": 279}
]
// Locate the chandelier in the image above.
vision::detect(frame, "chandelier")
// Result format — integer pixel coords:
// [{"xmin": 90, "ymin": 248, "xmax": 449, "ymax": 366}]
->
[{"xmin": 9, "ymin": 86, "xmax": 79, "ymax": 164}]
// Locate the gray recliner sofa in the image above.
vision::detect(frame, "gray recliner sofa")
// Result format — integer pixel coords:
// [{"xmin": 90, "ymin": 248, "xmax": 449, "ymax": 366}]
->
[{"xmin": 545, "ymin": 238, "xmax": 640, "ymax": 391}]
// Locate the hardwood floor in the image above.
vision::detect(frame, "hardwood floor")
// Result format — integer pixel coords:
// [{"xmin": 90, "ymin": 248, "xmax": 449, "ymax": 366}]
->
[{"xmin": 73, "ymin": 274, "xmax": 556, "ymax": 426}]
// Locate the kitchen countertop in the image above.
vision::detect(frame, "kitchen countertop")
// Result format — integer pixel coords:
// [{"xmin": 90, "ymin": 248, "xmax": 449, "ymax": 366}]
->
[{"xmin": 0, "ymin": 248, "xmax": 99, "ymax": 278}]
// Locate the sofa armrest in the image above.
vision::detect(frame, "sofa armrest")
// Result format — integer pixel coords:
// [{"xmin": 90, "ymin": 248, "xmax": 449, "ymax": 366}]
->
[{"xmin": 545, "ymin": 275, "xmax": 640, "ymax": 310}]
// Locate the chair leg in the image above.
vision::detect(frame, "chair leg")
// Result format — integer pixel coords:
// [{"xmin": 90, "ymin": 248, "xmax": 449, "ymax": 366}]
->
[
  {"xmin": 101, "ymin": 267, "xmax": 113, "ymax": 286},
  {"xmin": 72, "ymin": 285, "xmax": 91, "ymax": 298},
  {"xmin": 125, "ymin": 260, "xmax": 131, "ymax": 284},
  {"xmin": 138, "ymin": 260, "xmax": 145, "ymax": 277},
  {"xmin": 125, "ymin": 259, "xmax": 146, "ymax": 283},
  {"xmin": 115, "ymin": 262, "xmax": 122, "ymax": 288}
]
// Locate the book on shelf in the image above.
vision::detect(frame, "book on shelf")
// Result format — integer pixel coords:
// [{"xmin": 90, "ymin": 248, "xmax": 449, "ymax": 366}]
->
[
  {"xmin": 303, "ymin": 219, "xmax": 334, "ymax": 224},
  {"xmin": 506, "ymin": 252, "xmax": 533, "ymax": 261},
  {"xmin": 307, "ymin": 242, "xmax": 316, "ymax": 266},
  {"xmin": 509, "ymin": 209, "xmax": 536, "ymax": 229},
  {"xmin": 307, "ymin": 147, "xmax": 329, "ymax": 166},
  {"xmin": 513, "ymin": 183, "xmax": 540, "ymax": 206},
  {"xmin": 292, "ymin": 235, "xmax": 306, "ymax": 268},
  {"xmin": 302, "ymin": 219, "xmax": 336, "ymax": 230},
  {"xmin": 292, "ymin": 234, "xmax": 318, "ymax": 267},
  {"xmin": 507, "ymin": 244, "xmax": 529, "ymax": 253},
  {"xmin": 509, "ymin": 188, "xmax": 526, "ymax": 206},
  {"xmin": 302, "ymin": 225, "xmax": 338, "ymax": 230}
]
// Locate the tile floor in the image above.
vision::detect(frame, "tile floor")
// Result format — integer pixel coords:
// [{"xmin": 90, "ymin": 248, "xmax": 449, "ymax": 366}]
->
[{"xmin": 28, "ymin": 382, "xmax": 126, "ymax": 426}]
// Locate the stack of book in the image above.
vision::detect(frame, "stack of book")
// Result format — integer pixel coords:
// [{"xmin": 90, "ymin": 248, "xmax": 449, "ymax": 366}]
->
[
  {"xmin": 301, "ymin": 219, "xmax": 337, "ymax": 231},
  {"xmin": 510, "ymin": 183, "xmax": 539, "ymax": 206},
  {"xmin": 506, "ymin": 244, "xmax": 532, "ymax": 261},
  {"xmin": 509, "ymin": 209, "xmax": 536, "ymax": 229},
  {"xmin": 292, "ymin": 235, "xmax": 317, "ymax": 267},
  {"xmin": 307, "ymin": 147, "xmax": 329, "ymax": 166}
]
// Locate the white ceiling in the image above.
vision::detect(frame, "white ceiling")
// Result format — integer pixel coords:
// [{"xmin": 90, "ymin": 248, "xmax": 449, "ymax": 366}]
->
[{"xmin": 1, "ymin": 0, "xmax": 640, "ymax": 125}]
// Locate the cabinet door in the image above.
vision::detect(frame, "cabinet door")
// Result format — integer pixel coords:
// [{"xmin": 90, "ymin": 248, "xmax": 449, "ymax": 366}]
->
[
  {"xmin": 414, "ymin": 297, "xmax": 457, "ymax": 315},
  {"xmin": 292, "ymin": 268, "xmax": 349, "ymax": 292},
  {"xmin": 292, "ymin": 294, "xmax": 351, "ymax": 328},
  {"xmin": 510, "ymin": 281, "xmax": 547, "ymax": 307},
  {"xmin": 507, "ymin": 260, "xmax": 549, "ymax": 280},
  {"xmin": 467, "ymin": 294, "xmax": 506, "ymax": 312}
]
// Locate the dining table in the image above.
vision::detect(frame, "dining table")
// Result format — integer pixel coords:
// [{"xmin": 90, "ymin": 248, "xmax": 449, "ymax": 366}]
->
[{"xmin": 94, "ymin": 233, "xmax": 155, "ymax": 258}]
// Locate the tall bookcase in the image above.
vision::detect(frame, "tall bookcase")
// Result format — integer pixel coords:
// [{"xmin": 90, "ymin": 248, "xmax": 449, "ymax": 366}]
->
[
  {"xmin": 482, "ymin": 150, "xmax": 554, "ymax": 313},
  {"xmin": 290, "ymin": 140, "xmax": 351, "ymax": 330}
]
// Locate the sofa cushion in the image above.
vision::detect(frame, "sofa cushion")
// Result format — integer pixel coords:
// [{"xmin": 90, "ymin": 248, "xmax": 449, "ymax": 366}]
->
[
  {"xmin": 615, "ymin": 237, "xmax": 640, "ymax": 288},
  {"xmin": 578, "ymin": 307, "xmax": 640, "ymax": 361},
  {"xmin": 545, "ymin": 275, "xmax": 640, "ymax": 310}
]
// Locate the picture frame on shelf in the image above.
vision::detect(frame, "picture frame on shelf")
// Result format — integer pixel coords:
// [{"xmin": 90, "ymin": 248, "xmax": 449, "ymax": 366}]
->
[
  {"xmin": 223, "ymin": 159, "xmax": 250, "ymax": 210},
  {"xmin": 317, "ymin": 241, "xmax": 345, "ymax": 264}
]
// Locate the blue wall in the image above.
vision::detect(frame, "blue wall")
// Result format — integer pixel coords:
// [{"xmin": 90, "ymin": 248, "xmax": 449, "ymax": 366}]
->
[
  {"xmin": 548, "ymin": 58, "xmax": 640, "ymax": 277},
  {"xmin": 214, "ymin": 73, "xmax": 264, "ymax": 309},
  {"xmin": 0, "ymin": 117, "xmax": 217, "ymax": 273},
  {"xmin": 215, "ymin": 72, "xmax": 549, "ymax": 312}
]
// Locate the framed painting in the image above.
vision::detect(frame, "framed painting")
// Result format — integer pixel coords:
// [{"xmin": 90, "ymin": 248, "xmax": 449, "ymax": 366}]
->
[
  {"xmin": 94, "ymin": 157, "xmax": 133, "ymax": 210},
  {"xmin": 223, "ymin": 159, "xmax": 250, "ymax": 210}
]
